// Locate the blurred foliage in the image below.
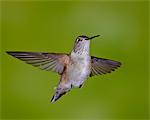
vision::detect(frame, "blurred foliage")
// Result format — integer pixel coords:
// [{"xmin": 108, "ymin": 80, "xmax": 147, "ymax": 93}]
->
[{"xmin": 1, "ymin": 1, "xmax": 149, "ymax": 120}]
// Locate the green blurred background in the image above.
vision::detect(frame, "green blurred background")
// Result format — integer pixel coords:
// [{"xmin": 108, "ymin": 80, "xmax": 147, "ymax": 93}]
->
[{"xmin": 1, "ymin": 1, "xmax": 149, "ymax": 120}]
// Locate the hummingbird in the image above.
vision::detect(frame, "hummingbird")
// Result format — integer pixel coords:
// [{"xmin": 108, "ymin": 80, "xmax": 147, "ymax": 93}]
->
[{"xmin": 6, "ymin": 35, "xmax": 121, "ymax": 103}]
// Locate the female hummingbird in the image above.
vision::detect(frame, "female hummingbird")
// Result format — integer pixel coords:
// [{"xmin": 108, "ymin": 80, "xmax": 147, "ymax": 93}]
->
[{"xmin": 7, "ymin": 35, "xmax": 121, "ymax": 103}]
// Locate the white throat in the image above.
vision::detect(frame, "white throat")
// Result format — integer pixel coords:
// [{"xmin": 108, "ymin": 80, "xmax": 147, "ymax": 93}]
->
[{"xmin": 71, "ymin": 40, "xmax": 90, "ymax": 56}]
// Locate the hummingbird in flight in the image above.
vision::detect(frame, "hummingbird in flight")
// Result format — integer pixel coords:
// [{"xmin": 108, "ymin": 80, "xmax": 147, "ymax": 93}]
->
[{"xmin": 7, "ymin": 35, "xmax": 121, "ymax": 103}]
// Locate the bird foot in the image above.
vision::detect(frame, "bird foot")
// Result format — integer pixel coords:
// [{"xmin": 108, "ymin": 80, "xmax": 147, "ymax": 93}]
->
[{"xmin": 79, "ymin": 84, "xmax": 84, "ymax": 88}]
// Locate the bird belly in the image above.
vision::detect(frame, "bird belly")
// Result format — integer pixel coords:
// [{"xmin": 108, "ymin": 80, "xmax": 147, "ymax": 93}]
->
[{"xmin": 67, "ymin": 60, "xmax": 91, "ymax": 87}]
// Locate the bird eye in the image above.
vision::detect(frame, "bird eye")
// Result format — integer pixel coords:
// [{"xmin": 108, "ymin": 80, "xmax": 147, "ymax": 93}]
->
[{"xmin": 77, "ymin": 38, "xmax": 82, "ymax": 42}]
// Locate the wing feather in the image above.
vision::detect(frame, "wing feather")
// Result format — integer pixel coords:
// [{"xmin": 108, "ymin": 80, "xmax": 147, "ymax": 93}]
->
[
  {"xmin": 7, "ymin": 51, "xmax": 69, "ymax": 74},
  {"xmin": 90, "ymin": 56, "xmax": 121, "ymax": 77}
]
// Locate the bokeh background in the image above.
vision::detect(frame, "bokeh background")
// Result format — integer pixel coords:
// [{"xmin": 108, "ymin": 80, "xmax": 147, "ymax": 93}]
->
[{"xmin": 1, "ymin": 1, "xmax": 149, "ymax": 120}]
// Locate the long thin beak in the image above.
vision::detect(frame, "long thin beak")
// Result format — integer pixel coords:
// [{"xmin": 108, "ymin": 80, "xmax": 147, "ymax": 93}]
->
[{"xmin": 87, "ymin": 35, "xmax": 100, "ymax": 40}]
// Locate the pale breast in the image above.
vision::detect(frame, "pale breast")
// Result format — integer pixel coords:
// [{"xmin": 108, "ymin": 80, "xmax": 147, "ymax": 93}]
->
[{"xmin": 67, "ymin": 56, "xmax": 91, "ymax": 87}]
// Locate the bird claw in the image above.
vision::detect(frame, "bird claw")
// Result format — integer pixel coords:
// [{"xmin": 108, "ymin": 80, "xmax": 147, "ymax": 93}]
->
[{"xmin": 79, "ymin": 84, "xmax": 83, "ymax": 88}]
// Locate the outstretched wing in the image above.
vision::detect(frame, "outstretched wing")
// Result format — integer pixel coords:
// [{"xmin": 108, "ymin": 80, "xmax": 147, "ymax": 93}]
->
[
  {"xmin": 7, "ymin": 51, "xmax": 69, "ymax": 75},
  {"xmin": 90, "ymin": 56, "xmax": 121, "ymax": 77}
]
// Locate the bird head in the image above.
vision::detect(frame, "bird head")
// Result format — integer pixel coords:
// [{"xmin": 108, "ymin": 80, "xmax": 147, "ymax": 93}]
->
[{"xmin": 72, "ymin": 35, "xmax": 100, "ymax": 55}]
